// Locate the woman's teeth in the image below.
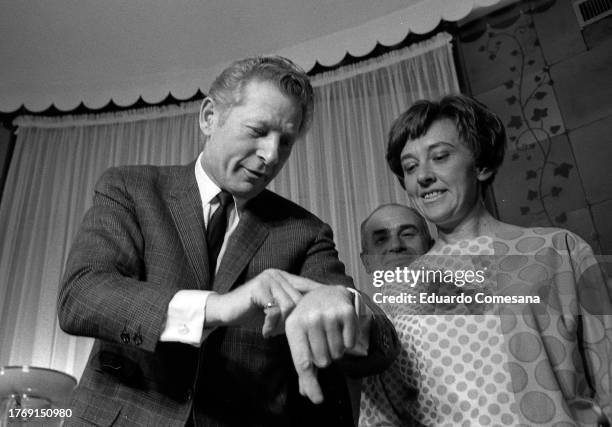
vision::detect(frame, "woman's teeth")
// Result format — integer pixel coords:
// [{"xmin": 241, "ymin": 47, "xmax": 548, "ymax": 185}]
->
[{"xmin": 424, "ymin": 190, "xmax": 444, "ymax": 200}]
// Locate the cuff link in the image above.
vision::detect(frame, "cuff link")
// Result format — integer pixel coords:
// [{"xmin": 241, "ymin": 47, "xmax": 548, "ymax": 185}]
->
[
  {"xmin": 264, "ymin": 300, "xmax": 277, "ymax": 310},
  {"xmin": 178, "ymin": 324, "xmax": 190, "ymax": 335}
]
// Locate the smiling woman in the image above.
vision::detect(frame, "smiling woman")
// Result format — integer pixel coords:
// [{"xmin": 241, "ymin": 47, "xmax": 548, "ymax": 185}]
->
[
  {"xmin": 387, "ymin": 96, "xmax": 505, "ymax": 236},
  {"xmin": 398, "ymin": 118, "xmax": 491, "ymax": 232},
  {"xmin": 359, "ymin": 95, "xmax": 612, "ymax": 426}
]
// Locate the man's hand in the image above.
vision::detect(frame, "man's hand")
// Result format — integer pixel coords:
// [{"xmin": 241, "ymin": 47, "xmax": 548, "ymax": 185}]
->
[
  {"xmin": 205, "ymin": 269, "xmax": 321, "ymax": 336},
  {"xmin": 284, "ymin": 285, "xmax": 358, "ymax": 404},
  {"xmin": 206, "ymin": 272, "xmax": 359, "ymax": 404}
]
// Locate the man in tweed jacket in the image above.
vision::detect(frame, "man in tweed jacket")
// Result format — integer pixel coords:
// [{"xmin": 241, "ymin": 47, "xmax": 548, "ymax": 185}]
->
[{"xmin": 58, "ymin": 56, "xmax": 398, "ymax": 426}]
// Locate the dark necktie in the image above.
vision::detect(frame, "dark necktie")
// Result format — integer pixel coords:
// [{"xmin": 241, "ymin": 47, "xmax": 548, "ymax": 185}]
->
[{"xmin": 206, "ymin": 190, "xmax": 233, "ymax": 276}]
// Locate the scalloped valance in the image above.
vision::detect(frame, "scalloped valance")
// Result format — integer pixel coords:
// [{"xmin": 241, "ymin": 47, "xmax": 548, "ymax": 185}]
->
[{"xmin": 1, "ymin": 0, "xmax": 504, "ymax": 113}]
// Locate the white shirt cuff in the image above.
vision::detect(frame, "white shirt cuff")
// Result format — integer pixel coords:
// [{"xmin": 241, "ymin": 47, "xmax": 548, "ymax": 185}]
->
[
  {"xmin": 160, "ymin": 290, "xmax": 212, "ymax": 346},
  {"xmin": 346, "ymin": 287, "xmax": 371, "ymax": 356}
]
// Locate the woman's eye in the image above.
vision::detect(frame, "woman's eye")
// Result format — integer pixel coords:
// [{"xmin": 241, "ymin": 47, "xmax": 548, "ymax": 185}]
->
[
  {"xmin": 433, "ymin": 152, "xmax": 449, "ymax": 161},
  {"xmin": 403, "ymin": 163, "xmax": 417, "ymax": 174}
]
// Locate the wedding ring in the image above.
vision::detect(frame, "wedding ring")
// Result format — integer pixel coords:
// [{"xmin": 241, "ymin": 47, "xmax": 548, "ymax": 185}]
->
[{"xmin": 264, "ymin": 301, "xmax": 277, "ymax": 309}]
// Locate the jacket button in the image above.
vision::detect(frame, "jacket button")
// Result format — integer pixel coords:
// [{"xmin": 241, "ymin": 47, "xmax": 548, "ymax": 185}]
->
[
  {"xmin": 185, "ymin": 388, "xmax": 193, "ymax": 401},
  {"xmin": 133, "ymin": 333, "xmax": 143, "ymax": 346}
]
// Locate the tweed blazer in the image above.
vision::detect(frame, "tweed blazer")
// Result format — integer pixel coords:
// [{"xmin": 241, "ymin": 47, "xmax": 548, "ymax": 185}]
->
[{"xmin": 58, "ymin": 162, "xmax": 398, "ymax": 426}]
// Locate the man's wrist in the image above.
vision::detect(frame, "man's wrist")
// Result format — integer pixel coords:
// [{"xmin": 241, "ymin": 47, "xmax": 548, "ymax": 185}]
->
[{"xmin": 204, "ymin": 292, "xmax": 225, "ymax": 326}]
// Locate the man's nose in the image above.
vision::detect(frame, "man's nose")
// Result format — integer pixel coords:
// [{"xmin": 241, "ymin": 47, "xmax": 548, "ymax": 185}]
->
[
  {"xmin": 257, "ymin": 134, "xmax": 280, "ymax": 166},
  {"xmin": 388, "ymin": 234, "xmax": 407, "ymax": 252}
]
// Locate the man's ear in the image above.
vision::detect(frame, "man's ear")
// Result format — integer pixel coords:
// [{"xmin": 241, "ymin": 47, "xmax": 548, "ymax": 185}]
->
[
  {"xmin": 476, "ymin": 166, "xmax": 494, "ymax": 182},
  {"xmin": 199, "ymin": 97, "xmax": 216, "ymax": 137}
]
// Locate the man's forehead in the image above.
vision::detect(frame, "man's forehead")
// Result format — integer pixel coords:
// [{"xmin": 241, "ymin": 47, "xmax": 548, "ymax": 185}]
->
[
  {"xmin": 231, "ymin": 80, "xmax": 301, "ymax": 127},
  {"xmin": 366, "ymin": 206, "xmax": 422, "ymax": 232}
]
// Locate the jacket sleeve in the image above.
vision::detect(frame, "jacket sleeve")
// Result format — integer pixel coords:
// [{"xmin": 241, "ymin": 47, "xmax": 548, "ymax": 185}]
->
[
  {"xmin": 57, "ymin": 167, "xmax": 177, "ymax": 353},
  {"xmin": 298, "ymin": 222, "xmax": 400, "ymax": 377},
  {"xmin": 570, "ymin": 233, "xmax": 612, "ymax": 422}
]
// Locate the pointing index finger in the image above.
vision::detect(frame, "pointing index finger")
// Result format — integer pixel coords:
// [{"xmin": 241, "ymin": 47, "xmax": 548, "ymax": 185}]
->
[{"xmin": 285, "ymin": 317, "xmax": 324, "ymax": 404}]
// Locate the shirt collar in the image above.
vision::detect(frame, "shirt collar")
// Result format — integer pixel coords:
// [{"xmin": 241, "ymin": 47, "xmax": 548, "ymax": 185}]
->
[
  {"xmin": 194, "ymin": 152, "xmax": 247, "ymax": 212},
  {"xmin": 195, "ymin": 152, "xmax": 222, "ymax": 207}
]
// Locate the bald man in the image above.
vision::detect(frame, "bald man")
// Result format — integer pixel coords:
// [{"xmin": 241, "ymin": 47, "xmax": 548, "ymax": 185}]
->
[
  {"xmin": 360, "ymin": 204, "xmax": 432, "ymax": 274},
  {"xmin": 348, "ymin": 204, "xmax": 432, "ymax": 423}
]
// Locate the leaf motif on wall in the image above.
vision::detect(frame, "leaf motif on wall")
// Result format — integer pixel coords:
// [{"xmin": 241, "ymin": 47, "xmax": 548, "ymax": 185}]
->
[
  {"xmin": 512, "ymin": 153, "xmax": 519, "ymax": 160},
  {"xmin": 527, "ymin": 59, "xmax": 535, "ymax": 65},
  {"xmin": 506, "ymin": 95, "xmax": 517, "ymax": 105},
  {"xmin": 504, "ymin": 80, "xmax": 514, "ymax": 89},
  {"xmin": 551, "ymin": 186, "xmax": 562, "ymax": 197},
  {"xmin": 508, "ymin": 116, "xmax": 523, "ymax": 129},
  {"xmin": 520, "ymin": 206, "xmax": 530, "ymax": 215},
  {"xmin": 527, "ymin": 190, "xmax": 538, "ymax": 201},
  {"xmin": 531, "ymin": 108, "xmax": 548, "ymax": 121},
  {"xmin": 489, "ymin": 54, "xmax": 496, "ymax": 60},
  {"xmin": 511, "ymin": 49, "xmax": 519, "ymax": 56},
  {"xmin": 534, "ymin": 91, "xmax": 547, "ymax": 100},
  {"xmin": 479, "ymin": 45, "xmax": 485, "ymax": 52},
  {"xmin": 535, "ymin": 75, "xmax": 541, "ymax": 82},
  {"xmin": 534, "ymin": 40, "xmax": 540, "ymax": 47},
  {"xmin": 553, "ymin": 163, "xmax": 573, "ymax": 178},
  {"xmin": 555, "ymin": 212, "xmax": 567, "ymax": 223},
  {"xmin": 550, "ymin": 125, "xmax": 560, "ymax": 134},
  {"xmin": 510, "ymin": 66, "xmax": 516, "ymax": 72},
  {"xmin": 526, "ymin": 170, "xmax": 537, "ymax": 179}
]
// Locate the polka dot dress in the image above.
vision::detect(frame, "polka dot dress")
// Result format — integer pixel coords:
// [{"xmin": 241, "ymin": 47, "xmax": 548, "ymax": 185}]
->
[
  {"xmin": 401, "ymin": 314, "xmax": 517, "ymax": 426},
  {"xmin": 359, "ymin": 228, "xmax": 612, "ymax": 426}
]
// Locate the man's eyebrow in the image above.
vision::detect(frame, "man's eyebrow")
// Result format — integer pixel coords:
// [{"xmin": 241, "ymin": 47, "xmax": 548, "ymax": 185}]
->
[
  {"xmin": 372, "ymin": 224, "xmax": 420, "ymax": 235},
  {"xmin": 398, "ymin": 224, "xmax": 419, "ymax": 231},
  {"xmin": 245, "ymin": 119, "xmax": 268, "ymax": 127},
  {"xmin": 371, "ymin": 229, "xmax": 390, "ymax": 236},
  {"xmin": 246, "ymin": 119, "xmax": 299, "ymax": 135}
]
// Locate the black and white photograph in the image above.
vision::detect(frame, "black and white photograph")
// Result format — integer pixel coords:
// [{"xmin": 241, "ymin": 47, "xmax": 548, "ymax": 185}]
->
[{"xmin": 1, "ymin": 0, "xmax": 611, "ymax": 425}]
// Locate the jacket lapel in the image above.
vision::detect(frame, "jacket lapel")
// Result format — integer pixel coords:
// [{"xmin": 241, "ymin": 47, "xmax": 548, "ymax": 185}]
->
[
  {"xmin": 167, "ymin": 163, "xmax": 212, "ymax": 290},
  {"xmin": 213, "ymin": 205, "xmax": 269, "ymax": 294}
]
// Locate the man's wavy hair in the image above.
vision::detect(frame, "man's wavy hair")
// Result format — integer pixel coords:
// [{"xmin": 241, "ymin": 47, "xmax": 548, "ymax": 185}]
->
[
  {"xmin": 386, "ymin": 94, "xmax": 506, "ymax": 189},
  {"xmin": 208, "ymin": 56, "xmax": 314, "ymax": 135}
]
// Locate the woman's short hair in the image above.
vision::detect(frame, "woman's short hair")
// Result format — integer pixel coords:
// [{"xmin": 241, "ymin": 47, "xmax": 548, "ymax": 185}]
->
[
  {"xmin": 386, "ymin": 94, "xmax": 506, "ymax": 188},
  {"xmin": 208, "ymin": 56, "xmax": 314, "ymax": 135}
]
